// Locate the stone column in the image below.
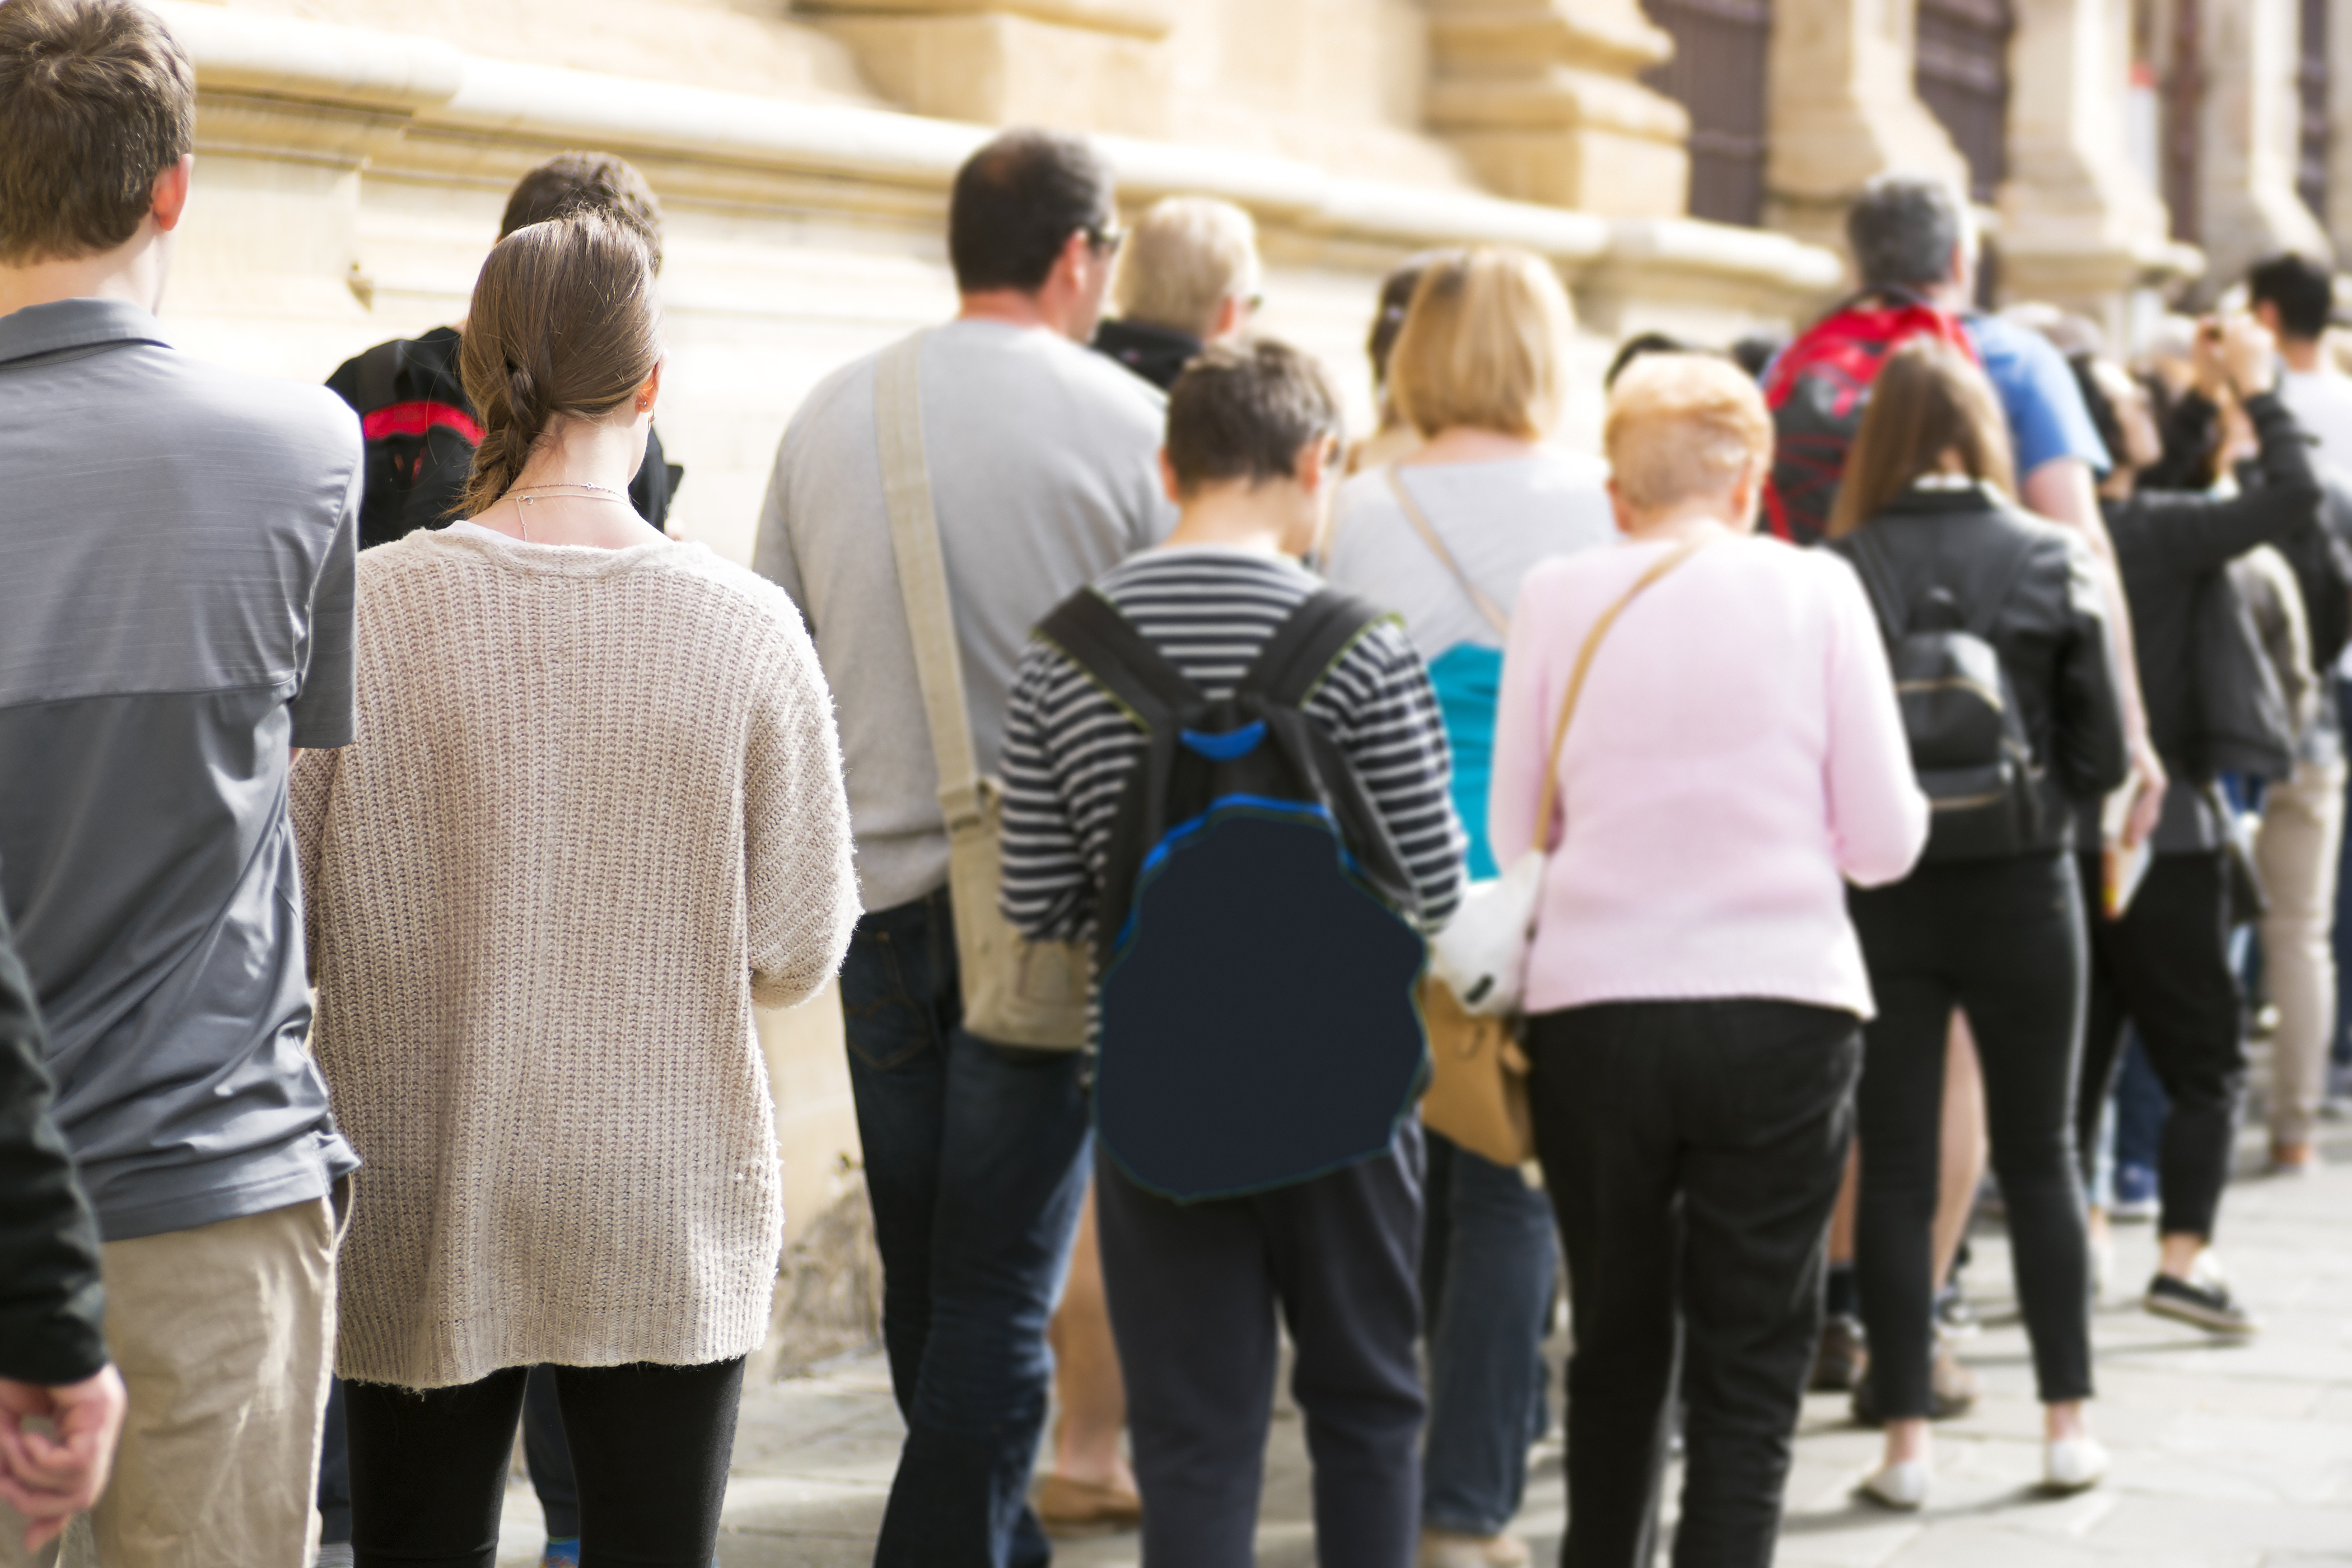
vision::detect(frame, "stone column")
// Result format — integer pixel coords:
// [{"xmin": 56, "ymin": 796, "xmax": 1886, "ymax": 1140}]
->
[
  {"xmin": 2000, "ymin": 0, "xmax": 2200, "ymax": 340},
  {"xmin": 797, "ymin": 0, "xmax": 1177, "ymax": 137},
  {"xmin": 1761, "ymin": 0, "xmax": 1971, "ymax": 254},
  {"xmin": 2197, "ymin": 0, "xmax": 2331, "ymax": 291},
  {"xmin": 1420, "ymin": 0, "xmax": 1691, "ymax": 219},
  {"xmin": 2326, "ymin": 0, "xmax": 2352, "ymax": 262}
]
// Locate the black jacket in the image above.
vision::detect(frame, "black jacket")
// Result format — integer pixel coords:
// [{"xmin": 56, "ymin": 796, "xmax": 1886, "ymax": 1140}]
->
[
  {"xmin": 326, "ymin": 328, "xmax": 681, "ymax": 550},
  {"xmin": 1090, "ymin": 318, "xmax": 1201, "ymax": 393},
  {"xmin": 2102, "ymin": 390, "xmax": 2325, "ymax": 848},
  {"xmin": 1834, "ymin": 484, "xmax": 2130, "ymax": 853},
  {"xmin": 0, "ymin": 895, "xmax": 106, "ymax": 1385}
]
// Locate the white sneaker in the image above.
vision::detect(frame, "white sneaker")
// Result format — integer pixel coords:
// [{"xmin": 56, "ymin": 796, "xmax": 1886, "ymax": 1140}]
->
[
  {"xmin": 1859, "ymin": 1458, "xmax": 1930, "ymax": 1510},
  {"xmin": 2044, "ymin": 1435, "xmax": 2109, "ymax": 1494}
]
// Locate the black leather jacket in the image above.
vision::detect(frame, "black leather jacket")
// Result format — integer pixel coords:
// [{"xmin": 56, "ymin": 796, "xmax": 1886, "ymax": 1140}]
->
[
  {"xmin": 0, "ymin": 892, "xmax": 108, "ymax": 1386},
  {"xmin": 1832, "ymin": 484, "xmax": 2130, "ymax": 853}
]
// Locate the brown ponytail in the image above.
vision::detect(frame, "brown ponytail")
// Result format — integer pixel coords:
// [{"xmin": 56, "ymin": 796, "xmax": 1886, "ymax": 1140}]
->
[{"xmin": 455, "ymin": 211, "xmax": 661, "ymax": 519}]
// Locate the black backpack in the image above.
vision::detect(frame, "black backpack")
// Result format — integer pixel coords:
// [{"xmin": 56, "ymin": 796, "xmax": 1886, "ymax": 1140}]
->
[
  {"xmin": 1033, "ymin": 585, "xmax": 1429, "ymax": 1202},
  {"xmin": 1843, "ymin": 527, "xmax": 2045, "ymax": 861}
]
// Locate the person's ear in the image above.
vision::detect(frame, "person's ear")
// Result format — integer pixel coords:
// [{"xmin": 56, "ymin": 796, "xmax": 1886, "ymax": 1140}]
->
[
  {"xmin": 1606, "ymin": 475, "xmax": 1638, "ymax": 535},
  {"xmin": 1729, "ymin": 457, "xmax": 1767, "ymax": 531},
  {"xmin": 2251, "ymin": 300, "xmax": 2283, "ymax": 337},
  {"xmin": 1294, "ymin": 432, "xmax": 1333, "ymax": 498},
  {"xmin": 635, "ymin": 358, "xmax": 664, "ymax": 418},
  {"xmin": 1211, "ymin": 293, "xmax": 1246, "ymax": 344},
  {"xmin": 151, "ymin": 155, "xmax": 194, "ymax": 234},
  {"xmin": 1158, "ymin": 447, "xmax": 1182, "ymax": 505}
]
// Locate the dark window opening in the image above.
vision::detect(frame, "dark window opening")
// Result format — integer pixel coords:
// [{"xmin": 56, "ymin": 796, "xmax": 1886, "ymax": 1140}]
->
[
  {"xmin": 1916, "ymin": 0, "xmax": 2015, "ymax": 203},
  {"xmin": 1640, "ymin": 0, "xmax": 1773, "ymax": 228},
  {"xmin": 2162, "ymin": 0, "xmax": 2202, "ymax": 244},
  {"xmin": 2299, "ymin": 0, "xmax": 2330, "ymax": 227}
]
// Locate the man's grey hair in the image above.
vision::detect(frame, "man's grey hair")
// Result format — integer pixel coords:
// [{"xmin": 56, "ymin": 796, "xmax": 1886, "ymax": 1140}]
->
[{"xmin": 1846, "ymin": 174, "xmax": 1971, "ymax": 291}]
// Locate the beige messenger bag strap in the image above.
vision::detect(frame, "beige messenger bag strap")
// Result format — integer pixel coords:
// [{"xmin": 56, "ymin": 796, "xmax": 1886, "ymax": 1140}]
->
[
  {"xmin": 874, "ymin": 332, "xmax": 1090, "ymax": 1049},
  {"xmin": 1384, "ymin": 465, "xmax": 1511, "ymax": 640},
  {"xmin": 1530, "ymin": 536, "xmax": 1712, "ymax": 842}
]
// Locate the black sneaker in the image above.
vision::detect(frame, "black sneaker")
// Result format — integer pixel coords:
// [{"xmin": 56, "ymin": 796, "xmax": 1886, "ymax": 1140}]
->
[{"xmin": 2145, "ymin": 1270, "xmax": 2258, "ymax": 1335}]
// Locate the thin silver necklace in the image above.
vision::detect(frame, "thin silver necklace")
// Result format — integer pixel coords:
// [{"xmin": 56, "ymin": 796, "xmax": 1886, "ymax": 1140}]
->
[{"xmin": 507, "ymin": 482, "xmax": 627, "ymax": 542}]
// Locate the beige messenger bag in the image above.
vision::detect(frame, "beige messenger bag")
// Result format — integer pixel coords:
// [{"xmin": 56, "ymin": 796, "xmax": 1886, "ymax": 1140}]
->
[{"xmin": 873, "ymin": 332, "xmax": 1091, "ymax": 1050}]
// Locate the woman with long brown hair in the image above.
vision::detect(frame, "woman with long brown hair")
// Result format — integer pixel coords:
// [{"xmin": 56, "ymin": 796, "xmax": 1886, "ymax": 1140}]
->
[
  {"xmin": 292, "ymin": 212, "xmax": 858, "ymax": 1565},
  {"xmin": 1830, "ymin": 338, "xmax": 2129, "ymax": 1509}
]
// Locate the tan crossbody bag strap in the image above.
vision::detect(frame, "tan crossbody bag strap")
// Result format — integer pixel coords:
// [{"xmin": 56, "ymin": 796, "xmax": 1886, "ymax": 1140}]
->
[
  {"xmin": 1530, "ymin": 538, "xmax": 1711, "ymax": 845},
  {"xmin": 1385, "ymin": 465, "xmax": 1511, "ymax": 639},
  {"xmin": 875, "ymin": 332, "xmax": 984, "ymax": 832}
]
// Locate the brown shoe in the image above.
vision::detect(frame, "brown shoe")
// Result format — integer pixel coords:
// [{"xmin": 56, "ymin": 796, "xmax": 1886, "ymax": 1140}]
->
[
  {"xmin": 1810, "ymin": 1315, "xmax": 1865, "ymax": 1392},
  {"xmin": 1033, "ymin": 1474, "xmax": 1144, "ymax": 1538}
]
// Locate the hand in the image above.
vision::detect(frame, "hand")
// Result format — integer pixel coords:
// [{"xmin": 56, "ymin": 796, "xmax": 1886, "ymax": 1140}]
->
[
  {"xmin": 2122, "ymin": 742, "xmax": 2167, "ymax": 850},
  {"xmin": 2219, "ymin": 315, "xmax": 2279, "ymax": 401},
  {"xmin": 2190, "ymin": 317, "xmax": 2230, "ymax": 402},
  {"xmin": 0, "ymin": 1368, "xmax": 128, "ymax": 1552}
]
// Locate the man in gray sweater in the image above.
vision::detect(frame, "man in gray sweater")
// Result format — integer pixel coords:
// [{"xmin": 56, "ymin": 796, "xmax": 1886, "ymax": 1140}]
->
[{"xmin": 752, "ymin": 128, "xmax": 1174, "ymax": 1567}]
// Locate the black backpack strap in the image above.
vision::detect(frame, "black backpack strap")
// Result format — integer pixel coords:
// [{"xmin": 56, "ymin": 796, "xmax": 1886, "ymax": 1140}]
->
[
  {"xmin": 1034, "ymin": 587, "xmax": 1204, "ymax": 732},
  {"xmin": 1844, "ymin": 529, "xmax": 1910, "ymax": 645},
  {"xmin": 1241, "ymin": 589, "xmax": 1389, "ymax": 708}
]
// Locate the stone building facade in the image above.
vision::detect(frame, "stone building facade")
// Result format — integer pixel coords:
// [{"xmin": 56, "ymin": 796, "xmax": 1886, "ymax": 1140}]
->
[{"xmin": 138, "ymin": 0, "xmax": 2340, "ymax": 1354}]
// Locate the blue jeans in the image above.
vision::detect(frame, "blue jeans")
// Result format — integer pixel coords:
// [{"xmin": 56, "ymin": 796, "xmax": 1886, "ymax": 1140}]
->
[
  {"xmin": 1419, "ymin": 1132, "xmax": 1555, "ymax": 1537},
  {"xmin": 843, "ymin": 888, "xmax": 1093, "ymax": 1568}
]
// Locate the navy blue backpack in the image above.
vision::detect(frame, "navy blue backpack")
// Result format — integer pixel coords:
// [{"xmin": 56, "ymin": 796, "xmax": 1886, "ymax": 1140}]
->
[{"xmin": 1034, "ymin": 586, "xmax": 1431, "ymax": 1202}]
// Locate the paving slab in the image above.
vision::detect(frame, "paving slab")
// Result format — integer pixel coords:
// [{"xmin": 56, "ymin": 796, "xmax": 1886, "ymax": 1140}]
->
[{"xmin": 488, "ymin": 1117, "xmax": 2352, "ymax": 1565}]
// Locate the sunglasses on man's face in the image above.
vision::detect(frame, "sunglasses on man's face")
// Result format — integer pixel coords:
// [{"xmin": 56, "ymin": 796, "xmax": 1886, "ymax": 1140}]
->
[{"xmin": 1085, "ymin": 222, "xmax": 1126, "ymax": 253}]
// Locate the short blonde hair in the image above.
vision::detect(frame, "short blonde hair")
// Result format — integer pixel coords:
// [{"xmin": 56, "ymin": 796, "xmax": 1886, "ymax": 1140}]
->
[
  {"xmin": 1387, "ymin": 247, "xmax": 1575, "ymax": 441},
  {"xmin": 1113, "ymin": 197, "xmax": 1259, "ymax": 340},
  {"xmin": 1604, "ymin": 353, "xmax": 1774, "ymax": 513}
]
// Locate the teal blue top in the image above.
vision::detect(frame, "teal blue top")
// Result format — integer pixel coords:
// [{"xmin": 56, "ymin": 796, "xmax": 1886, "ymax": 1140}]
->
[{"xmin": 1427, "ymin": 642, "xmax": 1504, "ymax": 879}]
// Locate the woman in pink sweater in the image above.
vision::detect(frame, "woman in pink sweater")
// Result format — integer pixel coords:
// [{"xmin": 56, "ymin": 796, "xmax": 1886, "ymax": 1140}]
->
[{"xmin": 1488, "ymin": 354, "xmax": 1927, "ymax": 1568}]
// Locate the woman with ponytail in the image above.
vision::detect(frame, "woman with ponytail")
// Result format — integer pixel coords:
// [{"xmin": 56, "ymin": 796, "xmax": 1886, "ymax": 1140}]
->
[{"xmin": 291, "ymin": 212, "xmax": 860, "ymax": 1566}]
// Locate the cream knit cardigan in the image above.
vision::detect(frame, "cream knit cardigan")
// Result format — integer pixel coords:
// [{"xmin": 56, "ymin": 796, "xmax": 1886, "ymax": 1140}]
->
[{"xmin": 292, "ymin": 530, "xmax": 859, "ymax": 1389}]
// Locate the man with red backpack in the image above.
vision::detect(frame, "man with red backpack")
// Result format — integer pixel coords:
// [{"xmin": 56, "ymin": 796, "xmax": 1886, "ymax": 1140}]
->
[{"xmin": 1766, "ymin": 173, "xmax": 2166, "ymax": 1422}]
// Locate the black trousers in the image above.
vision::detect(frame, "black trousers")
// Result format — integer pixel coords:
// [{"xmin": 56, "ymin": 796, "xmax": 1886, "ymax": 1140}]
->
[
  {"xmin": 1847, "ymin": 853, "xmax": 2094, "ymax": 1416},
  {"xmin": 2075, "ymin": 851, "xmax": 2247, "ymax": 1239},
  {"xmin": 344, "ymin": 1358, "xmax": 744, "ymax": 1568},
  {"xmin": 1525, "ymin": 998, "xmax": 1860, "ymax": 1568},
  {"xmin": 1095, "ymin": 1133, "xmax": 1427, "ymax": 1568}
]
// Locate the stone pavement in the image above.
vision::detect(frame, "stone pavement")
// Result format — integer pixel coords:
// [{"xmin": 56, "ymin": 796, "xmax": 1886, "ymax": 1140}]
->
[{"xmin": 489, "ymin": 1119, "xmax": 2352, "ymax": 1567}]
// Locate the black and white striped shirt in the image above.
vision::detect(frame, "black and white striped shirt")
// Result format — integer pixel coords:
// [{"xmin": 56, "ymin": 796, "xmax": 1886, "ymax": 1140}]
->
[{"xmin": 1000, "ymin": 545, "xmax": 1464, "ymax": 945}]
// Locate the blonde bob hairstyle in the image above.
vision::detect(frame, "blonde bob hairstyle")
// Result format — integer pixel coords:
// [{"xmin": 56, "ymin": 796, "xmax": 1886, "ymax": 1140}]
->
[
  {"xmin": 1387, "ymin": 247, "xmax": 1574, "ymax": 441},
  {"xmin": 1604, "ymin": 352, "xmax": 1775, "ymax": 514},
  {"xmin": 1826, "ymin": 337, "xmax": 2017, "ymax": 538}
]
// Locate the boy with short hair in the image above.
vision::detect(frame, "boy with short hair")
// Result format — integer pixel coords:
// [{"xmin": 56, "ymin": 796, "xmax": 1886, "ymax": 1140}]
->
[{"xmin": 1000, "ymin": 339, "xmax": 1463, "ymax": 1567}]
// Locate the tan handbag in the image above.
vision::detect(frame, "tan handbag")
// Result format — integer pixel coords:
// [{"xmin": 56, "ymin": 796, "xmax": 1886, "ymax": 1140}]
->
[
  {"xmin": 874, "ymin": 333, "xmax": 1091, "ymax": 1049},
  {"xmin": 1413, "ymin": 531, "xmax": 1713, "ymax": 1164}
]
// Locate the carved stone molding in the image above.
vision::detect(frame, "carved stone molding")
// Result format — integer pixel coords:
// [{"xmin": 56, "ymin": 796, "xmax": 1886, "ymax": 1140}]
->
[
  {"xmin": 1421, "ymin": 0, "xmax": 1692, "ymax": 218},
  {"xmin": 795, "ymin": 1, "xmax": 1176, "ymax": 133}
]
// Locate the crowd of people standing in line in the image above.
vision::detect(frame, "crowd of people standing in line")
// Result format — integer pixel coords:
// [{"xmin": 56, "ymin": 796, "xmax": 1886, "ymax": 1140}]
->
[{"xmin": 3, "ymin": 3, "xmax": 2346, "ymax": 1568}]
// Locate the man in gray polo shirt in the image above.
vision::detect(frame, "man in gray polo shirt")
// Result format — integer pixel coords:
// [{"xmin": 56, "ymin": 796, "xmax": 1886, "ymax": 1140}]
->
[
  {"xmin": 0, "ymin": 4, "xmax": 360, "ymax": 1563},
  {"xmin": 754, "ymin": 128, "xmax": 1172, "ymax": 1567}
]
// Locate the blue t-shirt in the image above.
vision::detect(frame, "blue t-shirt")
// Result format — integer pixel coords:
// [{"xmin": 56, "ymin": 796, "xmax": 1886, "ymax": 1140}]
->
[{"xmin": 1962, "ymin": 312, "xmax": 2111, "ymax": 478}]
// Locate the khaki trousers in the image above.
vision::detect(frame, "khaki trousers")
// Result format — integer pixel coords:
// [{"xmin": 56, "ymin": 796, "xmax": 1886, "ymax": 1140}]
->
[
  {"xmin": 0, "ymin": 1191, "xmax": 340, "ymax": 1568},
  {"xmin": 2256, "ymin": 757, "xmax": 2348, "ymax": 1147}
]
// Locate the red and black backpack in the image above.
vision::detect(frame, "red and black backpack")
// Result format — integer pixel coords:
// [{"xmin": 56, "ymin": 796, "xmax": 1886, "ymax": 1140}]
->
[{"xmin": 1760, "ymin": 290, "xmax": 1978, "ymax": 547}]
